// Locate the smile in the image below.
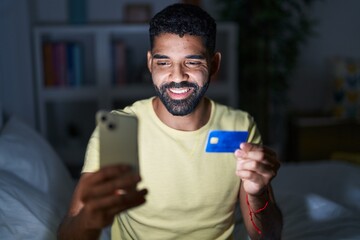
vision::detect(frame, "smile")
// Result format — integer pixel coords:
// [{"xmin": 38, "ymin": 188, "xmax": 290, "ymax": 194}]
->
[{"xmin": 169, "ymin": 88, "xmax": 191, "ymax": 94}]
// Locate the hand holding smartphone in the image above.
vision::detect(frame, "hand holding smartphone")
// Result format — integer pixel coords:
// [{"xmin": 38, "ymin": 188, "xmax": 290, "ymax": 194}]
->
[{"xmin": 96, "ymin": 110, "xmax": 139, "ymax": 170}]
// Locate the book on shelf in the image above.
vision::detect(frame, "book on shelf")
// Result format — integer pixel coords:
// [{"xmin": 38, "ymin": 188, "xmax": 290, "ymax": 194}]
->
[
  {"xmin": 53, "ymin": 42, "xmax": 67, "ymax": 86},
  {"xmin": 42, "ymin": 41, "xmax": 84, "ymax": 88},
  {"xmin": 112, "ymin": 40, "xmax": 127, "ymax": 86},
  {"xmin": 67, "ymin": 42, "xmax": 84, "ymax": 87},
  {"xmin": 42, "ymin": 42, "xmax": 55, "ymax": 87}
]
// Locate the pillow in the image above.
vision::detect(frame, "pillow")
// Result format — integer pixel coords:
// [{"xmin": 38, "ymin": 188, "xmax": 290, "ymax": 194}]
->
[
  {"xmin": 0, "ymin": 116, "xmax": 75, "ymax": 204},
  {"xmin": 0, "ymin": 170, "xmax": 63, "ymax": 239}
]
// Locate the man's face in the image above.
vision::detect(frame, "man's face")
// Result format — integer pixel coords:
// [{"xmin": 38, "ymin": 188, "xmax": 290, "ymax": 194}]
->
[{"xmin": 147, "ymin": 33, "xmax": 217, "ymax": 116}]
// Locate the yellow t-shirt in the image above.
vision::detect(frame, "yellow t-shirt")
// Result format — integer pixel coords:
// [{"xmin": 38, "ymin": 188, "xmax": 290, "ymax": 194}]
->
[{"xmin": 83, "ymin": 97, "xmax": 261, "ymax": 240}]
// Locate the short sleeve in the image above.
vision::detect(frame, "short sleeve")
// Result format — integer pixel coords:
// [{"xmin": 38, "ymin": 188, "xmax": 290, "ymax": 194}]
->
[
  {"xmin": 82, "ymin": 127, "xmax": 100, "ymax": 173},
  {"xmin": 246, "ymin": 115, "xmax": 262, "ymax": 145}
]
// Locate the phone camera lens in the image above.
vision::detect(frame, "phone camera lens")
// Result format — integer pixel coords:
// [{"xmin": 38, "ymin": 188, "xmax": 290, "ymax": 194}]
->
[{"xmin": 108, "ymin": 123, "xmax": 116, "ymax": 130}]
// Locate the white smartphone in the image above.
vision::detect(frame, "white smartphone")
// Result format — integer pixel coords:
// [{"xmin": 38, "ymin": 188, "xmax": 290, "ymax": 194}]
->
[{"xmin": 96, "ymin": 110, "xmax": 139, "ymax": 170}]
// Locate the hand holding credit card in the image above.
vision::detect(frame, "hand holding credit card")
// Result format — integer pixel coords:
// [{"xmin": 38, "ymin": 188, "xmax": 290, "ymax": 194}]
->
[{"xmin": 205, "ymin": 130, "xmax": 249, "ymax": 153}]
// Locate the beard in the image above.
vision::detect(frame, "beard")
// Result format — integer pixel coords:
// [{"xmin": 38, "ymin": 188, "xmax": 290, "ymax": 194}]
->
[{"xmin": 154, "ymin": 80, "xmax": 210, "ymax": 116}]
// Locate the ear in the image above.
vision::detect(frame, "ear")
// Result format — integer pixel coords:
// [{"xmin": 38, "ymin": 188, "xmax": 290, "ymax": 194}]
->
[
  {"xmin": 147, "ymin": 51, "xmax": 153, "ymax": 73},
  {"xmin": 210, "ymin": 52, "xmax": 221, "ymax": 79}
]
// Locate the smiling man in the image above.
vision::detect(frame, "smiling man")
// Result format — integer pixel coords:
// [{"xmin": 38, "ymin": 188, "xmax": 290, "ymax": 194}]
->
[
  {"xmin": 58, "ymin": 3, "xmax": 283, "ymax": 240},
  {"xmin": 150, "ymin": 34, "xmax": 213, "ymax": 116}
]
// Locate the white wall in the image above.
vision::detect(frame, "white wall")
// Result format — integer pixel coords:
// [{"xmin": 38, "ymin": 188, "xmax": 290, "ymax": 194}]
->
[
  {"xmin": 0, "ymin": 0, "xmax": 35, "ymax": 127},
  {"xmin": 34, "ymin": 0, "xmax": 219, "ymax": 24},
  {"xmin": 288, "ymin": 0, "xmax": 360, "ymax": 112}
]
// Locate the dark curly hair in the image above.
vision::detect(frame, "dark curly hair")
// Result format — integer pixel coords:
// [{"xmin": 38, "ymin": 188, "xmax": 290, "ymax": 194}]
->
[{"xmin": 149, "ymin": 3, "xmax": 217, "ymax": 55}]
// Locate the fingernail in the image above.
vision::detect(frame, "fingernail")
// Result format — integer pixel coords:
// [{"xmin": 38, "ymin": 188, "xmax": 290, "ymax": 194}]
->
[
  {"xmin": 236, "ymin": 151, "xmax": 246, "ymax": 158},
  {"xmin": 115, "ymin": 189, "xmax": 127, "ymax": 195}
]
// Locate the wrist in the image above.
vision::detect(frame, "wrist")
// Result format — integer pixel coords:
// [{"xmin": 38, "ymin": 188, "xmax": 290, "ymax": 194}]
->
[
  {"xmin": 246, "ymin": 187, "xmax": 270, "ymax": 206},
  {"xmin": 77, "ymin": 210, "xmax": 103, "ymax": 239},
  {"xmin": 246, "ymin": 193, "xmax": 269, "ymax": 213},
  {"xmin": 58, "ymin": 214, "xmax": 102, "ymax": 240},
  {"xmin": 247, "ymin": 185, "xmax": 269, "ymax": 197},
  {"xmin": 245, "ymin": 190, "xmax": 270, "ymax": 235}
]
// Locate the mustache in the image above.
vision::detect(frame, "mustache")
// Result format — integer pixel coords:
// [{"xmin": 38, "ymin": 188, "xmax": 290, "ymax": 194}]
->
[{"xmin": 162, "ymin": 81, "xmax": 198, "ymax": 89}]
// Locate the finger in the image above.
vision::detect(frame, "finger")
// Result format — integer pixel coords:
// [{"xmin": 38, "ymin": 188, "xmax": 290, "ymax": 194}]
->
[
  {"xmin": 236, "ymin": 159, "xmax": 277, "ymax": 179},
  {"xmin": 236, "ymin": 144, "xmax": 279, "ymax": 165},
  {"xmin": 81, "ymin": 190, "xmax": 146, "ymax": 229},
  {"xmin": 83, "ymin": 173, "xmax": 142, "ymax": 201},
  {"xmin": 240, "ymin": 143, "xmax": 276, "ymax": 156},
  {"xmin": 81, "ymin": 188, "xmax": 147, "ymax": 230},
  {"xmin": 87, "ymin": 165, "xmax": 133, "ymax": 186},
  {"xmin": 241, "ymin": 143, "xmax": 275, "ymax": 155},
  {"xmin": 107, "ymin": 189, "xmax": 148, "ymax": 215},
  {"xmin": 87, "ymin": 188, "xmax": 147, "ymax": 212},
  {"xmin": 236, "ymin": 167, "xmax": 271, "ymax": 195},
  {"xmin": 235, "ymin": 149, "xmax": 278, "ymax": 168},
  {"xmin": 235, "ymin": 168, "xmax": 263, "ymax": 183},
  {"xmin": 81, "ymin": 165, "xmax": 140, "ymax": 202},
  {"xmin": 240, "ymin": 142, "xmax": 259, "ymax": 152}
]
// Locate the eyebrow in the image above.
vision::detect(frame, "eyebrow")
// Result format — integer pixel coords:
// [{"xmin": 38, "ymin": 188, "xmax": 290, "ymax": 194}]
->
[
  {"xmin": 152, "ymin": 54, "xmax": 169, "ymax": 59},
  {"xmin": 185, "ymin": 54, "xmax": 206, "ymax": 60},
  {"xmin": 152, "ymin": 54, "xmax": 206, "ymax": 60}
]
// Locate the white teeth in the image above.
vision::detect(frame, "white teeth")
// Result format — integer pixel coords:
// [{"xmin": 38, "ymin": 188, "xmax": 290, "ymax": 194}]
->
[{"xmin": 169, "ymin": 88, "xmax": 190, "ymax": 94}]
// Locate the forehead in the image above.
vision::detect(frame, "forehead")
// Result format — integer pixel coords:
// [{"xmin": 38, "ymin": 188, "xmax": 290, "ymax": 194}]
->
[{"xmin": 152, "ymin": 33, "xmax": 207, "ymax": 55}]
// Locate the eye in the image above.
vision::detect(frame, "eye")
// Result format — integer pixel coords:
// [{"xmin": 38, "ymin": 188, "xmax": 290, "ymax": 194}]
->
[
  {"xmin": 186, "ymin": 61, "xmax": 202, "ymax": 66},
  {"xmin": 156, "ymin": 61, "xmax": 170, "ymax": 66}
]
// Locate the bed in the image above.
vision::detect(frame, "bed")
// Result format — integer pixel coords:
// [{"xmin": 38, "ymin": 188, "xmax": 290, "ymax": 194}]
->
[
  {"xmin": 0, "ymin": 113, "xmax": 75, "ymax": 239},
  {"xmin": 0, "ymin": 112, "xmax": 359, "ymax": 239},
  {"xmin": 276, "ymin": 161, "xmax": 360, "ymax": 239}
]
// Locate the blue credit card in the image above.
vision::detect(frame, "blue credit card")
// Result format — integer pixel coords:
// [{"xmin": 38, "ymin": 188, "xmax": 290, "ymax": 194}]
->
[{"xmin": 205, "ymin": 130, "xmax": 249, "ymax": 153}]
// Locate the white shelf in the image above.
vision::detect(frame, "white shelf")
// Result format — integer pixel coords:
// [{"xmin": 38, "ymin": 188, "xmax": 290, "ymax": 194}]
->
[{"xmin": 42, "ymin": 87, "xmax": 99, "ymax": 100}]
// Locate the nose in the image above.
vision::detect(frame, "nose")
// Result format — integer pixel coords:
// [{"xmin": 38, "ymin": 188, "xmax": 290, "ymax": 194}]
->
[{"xmin": 170, "ymin": 64, "xmax": 188, "ymax": 82}]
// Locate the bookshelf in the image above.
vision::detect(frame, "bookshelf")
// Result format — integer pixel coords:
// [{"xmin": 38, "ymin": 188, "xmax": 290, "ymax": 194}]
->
[{"xmin": 33, "ymin": 23, "xmax": 239, "ymax": 171}]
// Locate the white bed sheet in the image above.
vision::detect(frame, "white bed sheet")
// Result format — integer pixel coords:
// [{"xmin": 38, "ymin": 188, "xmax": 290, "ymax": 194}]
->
[
  {"xmin": 0, "ymin": 116, "xmax": 75, "ymax": 240},
  {"xmin": 0, "ymin": 116, "xmax": 113, "ymax": 240},
  {"xmin": 0, "ymin": 170, "xmax": 64, "ymax": 239}
]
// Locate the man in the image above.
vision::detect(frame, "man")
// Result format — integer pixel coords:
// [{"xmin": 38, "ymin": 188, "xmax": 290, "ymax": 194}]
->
[{"xmin": 58, "ymin": 3, "xmax": 283, "ymax": 240}]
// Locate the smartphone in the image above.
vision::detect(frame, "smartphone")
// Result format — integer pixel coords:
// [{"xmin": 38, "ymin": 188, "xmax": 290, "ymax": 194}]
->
[{"xmin": 96, "ymin": 110, "xmax": 139, "ymax": 170}]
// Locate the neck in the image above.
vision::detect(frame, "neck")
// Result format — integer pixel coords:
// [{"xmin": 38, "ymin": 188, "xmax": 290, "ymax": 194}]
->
[{"xmin": 152, "ymin": 97, "xmax": 211, "ymax": 131}]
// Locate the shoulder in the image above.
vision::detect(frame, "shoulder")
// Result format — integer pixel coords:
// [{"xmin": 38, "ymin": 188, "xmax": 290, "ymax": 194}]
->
[
  {"xmin": 212, "ymin": 100, "xmax": 256, "ymax": 127},
  {"xmin": 211, "ymin": 100, "xmax": 262, "ymax": 144},
  {"xmin": 120, "ymin": 97, "xmax": 154, "ymax": 116}
]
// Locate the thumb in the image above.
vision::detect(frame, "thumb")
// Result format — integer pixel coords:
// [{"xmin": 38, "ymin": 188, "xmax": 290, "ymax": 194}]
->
[{"xmin": 240, "ymin": 142, "xmax": 255, "ymax": 152}]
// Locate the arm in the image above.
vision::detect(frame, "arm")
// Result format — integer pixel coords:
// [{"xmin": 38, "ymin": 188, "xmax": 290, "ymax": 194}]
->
[
  {"xmin": 235, "ymin": 143, "xmax": 283, "ymax": 239},
  {"xmin": 57, "ymin": 165, "xmax": 148, "ymax": 240}
]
